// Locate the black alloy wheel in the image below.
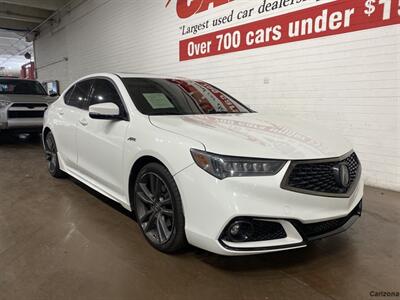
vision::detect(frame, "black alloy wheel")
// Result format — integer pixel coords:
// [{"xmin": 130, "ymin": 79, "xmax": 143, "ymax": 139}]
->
[
  {"xmin": 44, "ymin": 132, "xmax": 65, "ymax": 178},
  {"xmin": 133, "ymin": 163, "xmax": 186, "ymax": 253}
]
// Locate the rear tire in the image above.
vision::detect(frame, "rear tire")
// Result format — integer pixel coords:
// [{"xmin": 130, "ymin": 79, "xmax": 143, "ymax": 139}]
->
[
  {"xmin": 44, "ymin": 131, "xmax": 66, "ymax": 178},
  {"xmin": 133, "ymin": 163, "xmax": 187, "ymax": 253}
]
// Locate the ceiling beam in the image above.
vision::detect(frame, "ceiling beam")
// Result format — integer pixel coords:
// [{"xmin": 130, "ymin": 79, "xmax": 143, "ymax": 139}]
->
[
  {"xmin": 0, "ymin": 0, "xmax": 67, "ymax": 11},
  {"xmin": 0, "ymin": 33, "xmax": 29, "ymax": 41},
  {"xmin": 0, "ymin": 12, "xmax": 45, "ymax": 24},
  {"xmin": 0, "ymin": 18, "xmax": 37, "ymax": 31}
]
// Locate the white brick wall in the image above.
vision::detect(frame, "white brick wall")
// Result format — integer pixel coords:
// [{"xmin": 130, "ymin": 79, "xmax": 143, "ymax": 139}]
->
[{"xmin": 35, "ymin": 0, "xmax": 400, "ymax": 191}]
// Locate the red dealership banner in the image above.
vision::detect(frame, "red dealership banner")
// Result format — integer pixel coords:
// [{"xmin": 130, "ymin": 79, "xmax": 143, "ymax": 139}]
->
[{"xmin": 179, "ymin": 0, "xmax": 400, "ymax": 61}]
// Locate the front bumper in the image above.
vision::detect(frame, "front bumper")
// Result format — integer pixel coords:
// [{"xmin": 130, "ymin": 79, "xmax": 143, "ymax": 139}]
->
[
  {"xmin": 1, "ymin": 118, "xmax": 44, "ymax": 129},
  {"xmin": 174, "ymin": 161, "xmax": 364, "ymax": 256},
  {"xmin": 219, "ymin": 200, "xmax": 362, "ymax": 252},
  {"xmin": 0, "ymin": 105, "xmax": 46, "ymax": 132}
]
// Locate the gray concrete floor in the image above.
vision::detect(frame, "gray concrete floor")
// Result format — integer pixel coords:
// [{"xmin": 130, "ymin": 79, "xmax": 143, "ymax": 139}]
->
[{"xmin": 0, "ymin": 134, "xmax": 399, "ymax": 300}]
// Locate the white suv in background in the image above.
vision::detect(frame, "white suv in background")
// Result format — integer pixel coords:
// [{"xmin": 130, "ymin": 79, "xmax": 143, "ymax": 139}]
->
[
  {"xmin": 42, "ymin": 73, "xmax": 363, "ymax": 256},
  {"xmin": 0, "ymin": 78, "xmax": 56, "ymax": 134}
]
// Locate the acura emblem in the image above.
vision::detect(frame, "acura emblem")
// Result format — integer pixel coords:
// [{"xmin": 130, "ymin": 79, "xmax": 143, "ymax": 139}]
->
[{"xmin": 333, "ymin": 163, "xmax": 350, "ymax": 188}]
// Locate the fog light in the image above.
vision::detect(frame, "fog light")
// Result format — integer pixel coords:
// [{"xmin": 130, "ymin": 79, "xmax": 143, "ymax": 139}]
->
[
  {"xmin": 227, "ymin": 221, "xmax": 254, "ymax": 242},
  {"xmin": 230, "ymin": 224, "xmax": 241, "ymax": 236}
]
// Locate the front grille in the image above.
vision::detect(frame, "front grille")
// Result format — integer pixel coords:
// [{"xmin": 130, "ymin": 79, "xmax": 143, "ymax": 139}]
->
[
  {"xmin": 8, "ymin": 110, "xmax": 45, "ymax": 118},
  {"xmin": 302, "ymin": 218, "xmax": 350, "ymax": 237},
  {"xmin": 281, "ymin": 152, "xmax": 360, "ymax": 197},
  {"xmin": 10, "ymin": 103, "xmax": 47, "ymax": 108},
  {"xmin": 291, "ymin": 200, "xmax": 362, "ymax": 240},
  {"xmin": 7, "ymin": 103, "xmax": 47, "ymax": 119}
]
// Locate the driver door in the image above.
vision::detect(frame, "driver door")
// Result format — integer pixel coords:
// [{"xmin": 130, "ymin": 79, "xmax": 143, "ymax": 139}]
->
[
  {"xmin": 54, "ymin": 80, "xmax": 93, "ymax": 171},
  {"xmin": 76, "ymin": 78, "xmax": 129, "ymax": 200}
]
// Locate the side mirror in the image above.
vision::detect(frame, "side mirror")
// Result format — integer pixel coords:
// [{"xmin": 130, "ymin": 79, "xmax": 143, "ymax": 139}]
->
[
  {"xmin": 89, "ymin": 102, "xmax": 121, "ymax": 120},
  {"xmin": 49, "ymin": 91, "xmax": 59, "ymax": 97}
]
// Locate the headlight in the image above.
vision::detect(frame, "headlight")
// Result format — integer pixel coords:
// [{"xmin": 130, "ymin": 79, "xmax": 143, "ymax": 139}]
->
[
  {"xmin": 191, "ymin": 149, "xmax": 287, "ymax": 179},
  {"xmin": 0, "ymin": 100, "xmax": 11, "ymax": 109}
]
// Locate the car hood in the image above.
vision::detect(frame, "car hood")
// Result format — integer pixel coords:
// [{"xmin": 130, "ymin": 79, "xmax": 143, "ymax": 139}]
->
[
  {"xmin": 0, "ymin": 94, "xmax": 55, "ymax": 104},
  {"xmin": 149, "ymin": 113, "xmax": 353, "ymax": 160}
]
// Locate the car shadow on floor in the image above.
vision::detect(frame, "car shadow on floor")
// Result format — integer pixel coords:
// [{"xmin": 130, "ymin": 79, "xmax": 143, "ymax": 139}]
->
[
  {"xmin": 70, "ymin": 176, "xmax": 134, "ymax": 220},
  {"xmin": 194, "ymin": 241, "xmax": 351, "ymax": 270},
  {"xmin": 0, "ymin": 133, "xmax": 42, "ymax": 146}
]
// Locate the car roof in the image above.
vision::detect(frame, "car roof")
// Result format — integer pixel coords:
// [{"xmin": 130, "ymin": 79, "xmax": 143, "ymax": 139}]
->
[
  {"xmin": 74, "ymin": 73, "xmax": 193, "ymax": 83},
  {"xmin": 67, "ymin": 73, "xmax": 201, "ymax": 91},
  {"xmin": 115, "ymin": 72, "xmax": 189, "ymax": 80}
]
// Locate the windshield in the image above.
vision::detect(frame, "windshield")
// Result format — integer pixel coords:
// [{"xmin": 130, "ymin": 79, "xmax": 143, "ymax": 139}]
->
[
  {"xmin": 0, "ymin": 79, "xmax": 47, "ymax": 96},
  {"xmin": 121, "ymin": 78, "xmax": 252, "ymax": 115}
]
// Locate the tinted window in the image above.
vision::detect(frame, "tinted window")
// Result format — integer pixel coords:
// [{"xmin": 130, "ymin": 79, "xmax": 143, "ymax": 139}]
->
[
  {"xmin": 121, "ymin": 78, "xmax": 251, "ymax": 116},
  {"xmin": 0, "ymin": 79, "xmax": 47, "ymax": 95},
  {"xmin": 90, "ymin": 79, "xmax": 121, "ymax": 105},
  {"xmin": 89, "ymin": 79, "xmax": 126, "ymax": 116},
  {"xmin": 63, "ymin": 85, "xmax": 75, "ymax": 104},
  {"xmin": 67, "ymin": 80, "xmax": 93, "ymax": 109}
]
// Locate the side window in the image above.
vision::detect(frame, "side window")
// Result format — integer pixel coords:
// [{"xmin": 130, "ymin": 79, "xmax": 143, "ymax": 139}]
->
[
  {"xmin": 64, "ymin": 85, "xmax": 75, "ymax": 104},
  {"xmin": 68, "ymin": 80, "xmax": 93, "ymax": 109},
  {"xmin": 90, "ymin": 79, "xmax": 126, "ymax": 116}
]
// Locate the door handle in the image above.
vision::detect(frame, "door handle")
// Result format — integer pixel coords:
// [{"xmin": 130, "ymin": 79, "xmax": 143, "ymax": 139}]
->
[
  {"xmin": 57, "ymin": 109, "xmax": 64, "ymax": 116},
  {"xmin": 79, "ymin": 118, "xmax": 88, "ymax": 126}
]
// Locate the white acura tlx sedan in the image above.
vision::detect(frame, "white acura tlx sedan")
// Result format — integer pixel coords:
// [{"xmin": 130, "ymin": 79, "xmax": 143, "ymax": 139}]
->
[{"xmin": 43, "ymin": 73, "xmax": 363, "ymax": 255}]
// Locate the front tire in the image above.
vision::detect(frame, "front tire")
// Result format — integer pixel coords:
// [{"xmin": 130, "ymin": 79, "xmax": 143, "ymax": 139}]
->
[
  {"xmin": 133, "ymin": 163, "xmax": 187, "ymax": 253},
  {"xmin": 44, "ymin": 131, "xmax": 66, "ymax": 178}
]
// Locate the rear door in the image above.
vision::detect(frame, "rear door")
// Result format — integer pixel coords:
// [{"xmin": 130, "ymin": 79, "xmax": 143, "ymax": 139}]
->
[
  {"xmin": 54, "ymin": 80, "xmax": 93, "ymax": 170},
  {"xmin": 76, "ymin": 78, "xmax": 129, "ymax": 199}
]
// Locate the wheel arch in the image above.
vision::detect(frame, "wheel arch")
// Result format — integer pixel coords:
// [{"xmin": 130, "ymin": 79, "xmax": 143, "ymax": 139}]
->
[
  {"xmin": 128, "ymin": 155, "xmax": 167, "ymax": 208},
  {"xmin": 43, "ymin": 126, "xmax": 51, "ymax": 137},
  {"xmin": 42, "ymin": 126, "xmax": 52, "ymax": 148}
]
